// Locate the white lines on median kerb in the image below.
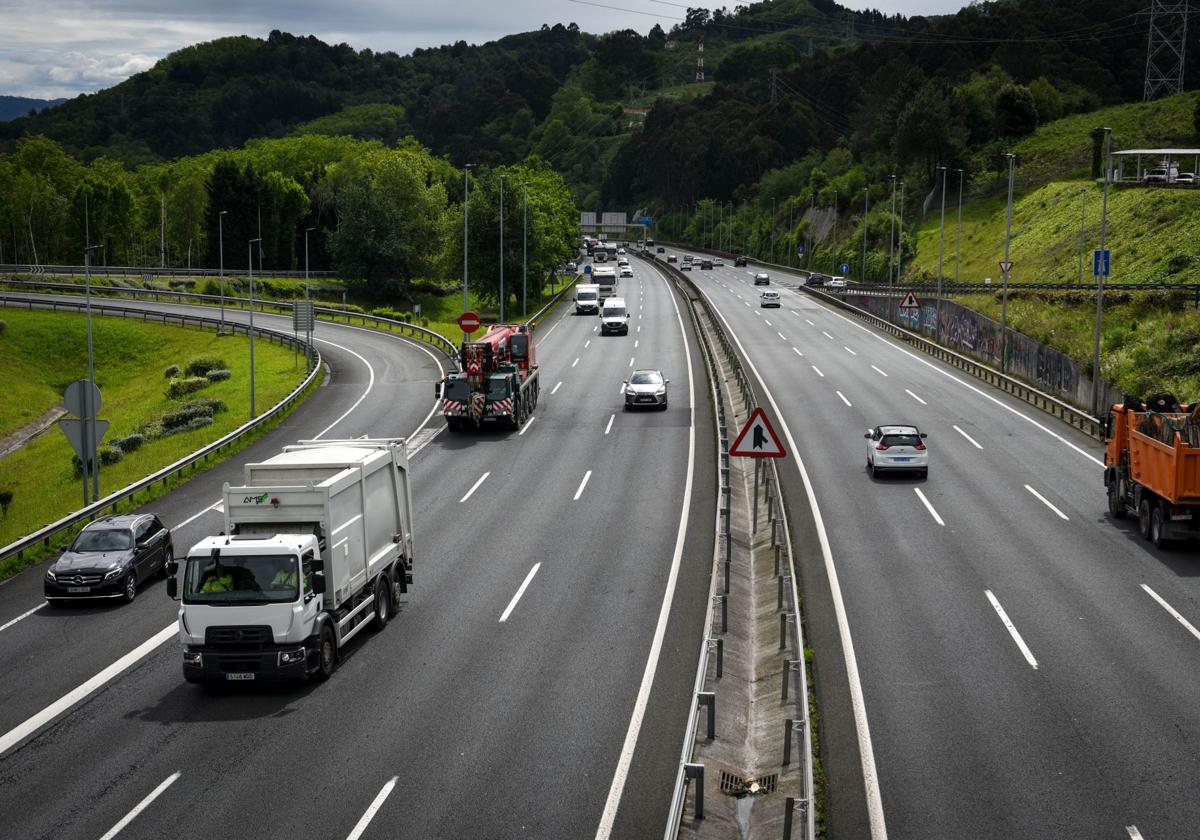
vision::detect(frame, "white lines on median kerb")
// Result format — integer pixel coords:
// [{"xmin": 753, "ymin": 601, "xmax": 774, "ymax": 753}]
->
[
  {"xmin": 985, "ymin": 589, "xmax": 1039, "ymax": 669},
  {"xmin": 953, "ymin": 425, "xmax": 983, "ymax": 449},
  {"xmin": 605, "ymin": 414, "xmax": 615, "ymax": 435},
  {"xmin": 345, "ymin": 776, "xmax": 398, "ymax": 840},
  {"xmin": 836, "ymin": 391, "xmax": 852, "ymax": 407},
  {"xmin": 572, "ymin": 357, "xmax": 580, "ymax": 368},
  {"xmin": 905, "ymin": 389, "xmax": 927, "ymax": 405},
  {"xmin": 792, "ymin": 347, "xmax": 804, "ymax": 357},
  {"xmin": 98, "ymin": 771, "xmax": 181, "ymax": 840},
  {"xmin": 1141, "ymin": 584, "xmax": 1200, "ymax": 643},
  {"xmin": 870, "ymin": 364, "xmax": 889, "ymax": 377},
  {"xmin": 518, "ymin": 416, "xmax": 536, "ymax": 436},
  {"xmin": 459, "ymin": 472, "xmax": 490, "ymax": 503},
  {"xmin": 551, "ymin": 381, "xmax": 563, "ymax": 395},
  {"xmin": 574, "ymin": 470, "xmax": 593, "ymax": 501},
  {"xmin": 1025, "ymin": 485, "xmax": 1069, "ymax": 520},
  {"xmin": 499, "ymin": 563, "xmax": 542, "ymax": 623},
  {"xmin": 822, "ymin": 331, "xmax": 834, "ymax": 340},
  {"xmin": 0, "ymin": 602, "xmax": 46, "ymax": 634},
  {"xmin": 914, "ymin": 488, "xmax": 944, "ymax": 526},
  {"xmin": 844, "ymin": 346, "xmax": 857, "ymax": 356},
  {"xmin": 811, "ymin": 365, "xmax": 824, "ymax": 377}
]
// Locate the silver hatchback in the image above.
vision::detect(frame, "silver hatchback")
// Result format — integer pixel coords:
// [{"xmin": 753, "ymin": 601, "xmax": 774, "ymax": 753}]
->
[{"xmin": 624, "ymin": 369, "xmax": 669, "ymax": 410}]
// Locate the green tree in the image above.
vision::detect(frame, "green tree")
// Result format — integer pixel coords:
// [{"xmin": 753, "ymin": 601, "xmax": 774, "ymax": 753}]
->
[{"xmin": 994, "ymin": 84, "xmax": 1039, "ymax": 138}]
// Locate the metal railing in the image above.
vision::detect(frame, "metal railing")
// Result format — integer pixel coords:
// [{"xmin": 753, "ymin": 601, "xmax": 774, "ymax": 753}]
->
[
  {"xmin": 0, "ymin": 295, "xmax": 323, "ymax": 566},
  {"xmin": 0, "ymin": 263, "xmax": 334, "ymax": 279}
]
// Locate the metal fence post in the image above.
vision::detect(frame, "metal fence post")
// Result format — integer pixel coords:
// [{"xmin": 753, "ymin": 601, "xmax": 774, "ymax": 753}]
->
[
  {"xmin": 684, "ymin": 763, "xmax": 705, "ymax": 820},
  {"xmin": 698, "ymin": 692, "xmax": 716, "ymax": 739}
]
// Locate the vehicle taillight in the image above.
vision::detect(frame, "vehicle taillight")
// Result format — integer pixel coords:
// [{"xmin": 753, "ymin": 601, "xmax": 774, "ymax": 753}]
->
[
  {"xmin": 875, "ymin": 443, "xmax": 889, "ymax": 451},
  {"xmin": 914, "ymin": 443, "xmax": 926, "ymax": 451}
]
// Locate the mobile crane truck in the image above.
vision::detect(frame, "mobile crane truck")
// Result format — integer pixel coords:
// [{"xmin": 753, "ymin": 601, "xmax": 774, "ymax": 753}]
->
[
  {"xmin": 166, "ymin": 439, "xmax": 414, "ymax": 683},
  {"xmin": 438, "ymin": 323, "xmax": 540, "ymax": 431}
]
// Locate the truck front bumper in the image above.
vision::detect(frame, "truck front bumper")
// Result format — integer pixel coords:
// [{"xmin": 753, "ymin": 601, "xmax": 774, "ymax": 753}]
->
[{"xmin": 183, "ymin": 645, "xmax": 309, "ymax": 683}]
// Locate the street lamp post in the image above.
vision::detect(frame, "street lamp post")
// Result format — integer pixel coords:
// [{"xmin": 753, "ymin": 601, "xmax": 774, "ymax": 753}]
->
[
  {"xmin": 522, "ymin": 181, "xmax": 528, "ymax": 319},
  {"xmin": 888, "ymin": 175, "xmax": 897, "ymax": 311},
  {"xmin": 218, "ymin": 210, "xmax": 228, "ymax": 334},
  {"xmin": 463, "ymin": 164, "xmax": 473, "ymax": 334},
  {"xmin": 249, "ymin": 238, "xmax": 262, "ymax": 418},
  {"xmin": 84, "ymin": 241, "xmax": 102, "ymax": 502},
  {"xmin": 830, "ymin": 190, "xmax": 838, "ymax": 274},
  {"xmin": 304, "ymin": 226, "xmax": 316, "ymax": 359},
  {"xmin": 1001, "ymin": 153, "xmax": 1016, "ymax": 373},
  {"xmin": 787, "ymin": 200, "xmax": 794, "ymax": 267},
  {"xmin": 771, "ymin": 197, "xmax": 777, "ymax": 263},
  {"xmin": 1093, "ymin": 128, "xmax": 1113, "ymax": 413},
  {"xmin": 861, "ymin": 187, "xmax": 869, "ymax": 284},
  {"xmin": 954, "ymin": 169, "xmax": 964, "ymax": 285},
  {"xmin": 937, "ymin": 164, "xmax": 947, "ymax": 341},
  {"xmin": 499, "ymin": 173, "xmax": 506, "ymax": 322}
]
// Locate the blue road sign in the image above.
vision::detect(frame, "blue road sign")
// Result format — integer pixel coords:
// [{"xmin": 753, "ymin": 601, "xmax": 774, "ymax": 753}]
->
[
  {"xmin": 797, "ymin": 245, "xmax": 805, "ymax": 255},
  {"xmin": 840, "ymin": 263, "xmax": 849, "ymax": 273},
  {"xmin": 583, "ymin": 264, "xmax": 593, "ymax": 274},
  {"xmin": 635, "ymin": 215, "xmax": 655, "ymax": 226},
  {"xmin": 1093, "ymin": 249, "xmax": 1111, "ymax": 277}
]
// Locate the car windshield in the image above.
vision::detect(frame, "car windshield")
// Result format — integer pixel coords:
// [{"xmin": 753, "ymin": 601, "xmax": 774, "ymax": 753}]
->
[
  {"xmin": 443, "ymin": 379, "xmax": 470, "ymax": 400},
  {"xmin": 882, "ymin": 434, "xmax": 922, "ymax": 447},
  {"xmin": 630, "ymin": 372, "xmax": 662, "ymax": 385},
  {"xmin": 604, "ymin": 307, "xmax": 626, "ymax": 318},
  {"xmin": 183, "ymin": 553, "xmax": 302, "ymax": 604},
  {"xmin": 71, "ymin": 528, "xmax": 133, "ymax": 552}
]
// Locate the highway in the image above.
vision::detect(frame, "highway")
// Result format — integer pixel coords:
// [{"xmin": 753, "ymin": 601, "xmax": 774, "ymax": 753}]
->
[
  {"xmin": 0, "ymin": 263, "xmax": 716, "ymax": 839},
  {"xmin": 663, "ymin": 249, "xmax": 1200, "ymax": 839}
]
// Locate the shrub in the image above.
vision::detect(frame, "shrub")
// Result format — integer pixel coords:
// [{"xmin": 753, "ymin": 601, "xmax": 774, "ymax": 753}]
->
[
  {"xmin": 0, "ymin": 489, "xmax": 12, "ymax": 515},
  {"xmin": 186, "ymin": 416, "xmax": 214, "ymax": 431},
  {"xmin": 0, "ymin": 319, "xmax": 7, "ymax": 335},
  {"xmin": 197, "ymin": 278, "xmax": 221, "ymax": 297},
  {"xmin": 166, "ymin": 376, "xmax": 209, "ymax": 399},
  {"xmin": 205, "ymin": 368, "xmax": 232, "ymax": 382},
  {"xmin": 71, "ymin": 445, "xmax": 124, "ymax": 477},
  {"xmin": 194, "ymin": 397, "xmax": 227, "ymax": 414},
  {"xmin": 115, "ymin": 434, "xmax": 145, "ymax": 453},
  {"xmin": 184, "ymin": 355, "xmax": 226, "ymax": 377},
  {"xmin": 164, "ymin": 364, "xmax": 180, "ymax": 378},
  {"xmin": 168, "ymin": 278, "xmax": 197, "ymax": 289}
]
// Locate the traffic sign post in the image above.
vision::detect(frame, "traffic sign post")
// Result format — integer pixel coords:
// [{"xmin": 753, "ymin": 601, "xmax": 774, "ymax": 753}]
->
[
  {"xmin": 1092, "ymin": 249, "xmax": 1111, "ymax": 277},
  {"xmin": 458, "ymin": 311, "xmax": 482, "ymax": 335},
  {"xmin": 583, "ymin": 264, "xmax": 593, "ymax": 275},
  {"xmin": 840, "ymin": 263, "xmax": 849, "ymax": 274},
  {"xmin": 998, "ymin": 260, "xmax": 1013, "ymax": 275},
  {"xmin": 60, "ymin": 380, "xmax": 106, "ymax": 507},
  {"xmin": 898, "ymin": 291, "xmax": 920, "ymax": 311},
  {"xmin": 730, "ymin": 407, "xmax": 786, "ymax": 458}
]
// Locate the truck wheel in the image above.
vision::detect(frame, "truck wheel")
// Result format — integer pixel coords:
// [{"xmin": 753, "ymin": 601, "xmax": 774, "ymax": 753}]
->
[
  {"xmin": 373, "ymin": 579, "xmax": 391, "ymax": 631},
  {"xmin": 1151, "ymin": 505, "xmax": 1169, "ymax": 549},
  {"xmin": 1107, "ymin": 482, "xmax": 1127, "ymax": 519},
  {"xmin": 313, "ymin": 626, "xmax": 337, "ymax": 682},
  {"xmin": 1138, "ymin": 499, "xmax": 1153, "ymax": 540}
]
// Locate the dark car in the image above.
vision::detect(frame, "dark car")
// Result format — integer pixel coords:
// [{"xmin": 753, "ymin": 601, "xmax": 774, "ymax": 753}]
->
[
  {"xmin": 700, "ymin": 259, "xmax": 713, "ymax": 270},
  {"xmin": 753, "ymin": 272, "xmax": 770, "ymax": 285},
  {"xmin": 805, "ymin": 273, "xmax": 827, "ymax": 287},
  {"xmin": 734, "ymin": 256, "xmax": 747, "ymax": 267},
  {"xmin": 656, "ymin": 246, "xmax": 665, "ymax": 253},
  {"xmin": 45, "ymin": 514, "xmax": 173, "ymax": 604}
]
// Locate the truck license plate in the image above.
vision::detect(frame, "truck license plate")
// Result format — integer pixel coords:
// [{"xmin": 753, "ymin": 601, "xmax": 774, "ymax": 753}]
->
[
  {"xmin": 225, "ymin": 672, "xmax": 255, "ymax": 681},
  {"xmin": 67, "ymin": 586, "xmax": 91, "ymax": 593}
]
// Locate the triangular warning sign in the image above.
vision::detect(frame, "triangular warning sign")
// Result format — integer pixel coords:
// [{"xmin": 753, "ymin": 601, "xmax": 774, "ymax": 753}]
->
[
  {"xmin": 729, "ymin": 407, "xmax": 786, "ymax": 458},
  {"xmin": 898, "ymin": 290, "xmax": 920, "ymax": 309}
]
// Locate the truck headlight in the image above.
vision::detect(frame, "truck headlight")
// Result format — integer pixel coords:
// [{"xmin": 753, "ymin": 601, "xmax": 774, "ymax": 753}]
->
[
  {"xmin": 183, "ymin": 650, "xmax": 203, "ymax": 667},
  {"xmin": 278, "ymin": 648, "xmax": 306, "ymax": 666}
]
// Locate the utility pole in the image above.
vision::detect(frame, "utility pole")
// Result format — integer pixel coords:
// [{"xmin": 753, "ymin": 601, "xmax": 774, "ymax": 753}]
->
[
  {"xmin": 160, "ymin": 190, "xmax": 165, "ymax": 268},
  {"xmin": 888, "ymin": 175, "xmax": 897, "ymax": 295},
  {"xmin": 499, "ymin": 173, "xmax": 506, "ymax": 322},
  {"xmin": 1143, "ymin": 1, "xmax": 1191, "ymax": 101},
  {"xmin": 954, "ymin": 169, "xmax": 964, "ymax": 286},
  {"xmin": 771, "ymin": 197, "xmax": 777, "ymax": 263},
  {"xmin": 862, "ymin": 187, "xmax": 869, "ymax": 284},
  {"xmin": 896, "ymin": 180, "xmax": 905, "ymax": 317},
  {"xmin": 937, "ymin": 165, "xmax": 948, "ymax": 341},
  {"xmin": 830, "ymin": 190, "xmax": 838, "ymax": 274},
  {"xmin": 1093, "ymin": 129, "xmax": 1113, "ymax": 413},
  {"xmin": 248, "ymin": 238, "xmax": 262, "ymax": 418},
  {"xmin": 304, "ymin": 226, "xmax": 315, "ymax": 354},
  {"xmin": 218, "ymin": 210, "xmax": 228, "ymax": 334},
  {"xmin": 807, "ymin": 192, "xmax": 815, "ymax": 269},
  {"xmin": 522, "ymin": 181, "xmax": 528, "ymax": 319},
  {"xmin": 463, "ymin": 164, "xmax": 473, "ymax": 335},
  {"xmin": 1001, "ymin": 153, "xmax": 1016, "ymax": 373}
]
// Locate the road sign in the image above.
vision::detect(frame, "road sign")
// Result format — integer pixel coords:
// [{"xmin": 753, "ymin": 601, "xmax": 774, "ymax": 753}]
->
[
  {"xmin": 796, "ymin": 245, "xmax": 805, "ymax": 255},
  {"xmin": 457, "ymin": 311, "xmax": 482, "ymax": 334},
  {"xmin": 898, "ymin": 291, "xmax": 920, "ymax": 310},
  {"xmin": 63, "ymin": 380, "xmax": 101, "ymax": 418},
  {"xmin": 998, "ymin": 260, "xmax": 1013, "ymax": 275},
  {"xmin": 58, "ymin": 418, "xmax": 109, "ymax": 461},
  {"xmin": 1093, "ymin": 249, "xmax": 1111, "ymax": 277},
  {"xmin": 292, "ymin": 300, "xmax": 315, "ymax": 332},
  {"xmin": 840, "ymin": 263, "xmax": 849, "ymax": 273},
  {"xmin": 583, "ymin": 264, "xmax": 593, "ymax": 274},
  {"xmin": 729, "ymin": 407, "xmax": 786, "ymax": 458}
]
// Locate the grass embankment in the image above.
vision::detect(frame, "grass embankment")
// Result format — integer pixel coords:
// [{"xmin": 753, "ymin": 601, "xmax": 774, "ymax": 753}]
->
[
  {"xmin": 385, "ymin": 273, "xmax": 580, "ymax": 341},
  {"xmin": 0, "ymin": 307, "xmax": 308, "ymax": 558}
]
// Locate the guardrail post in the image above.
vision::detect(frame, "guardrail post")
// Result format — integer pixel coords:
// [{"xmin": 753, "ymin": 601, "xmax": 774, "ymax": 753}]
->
[
  {"xmin": 778, "ymin": 573, "xmax": 790, "ymax": 610},
  {"xmin": 684, "ymin": 763, "xmax": 705, "ymax": 820},
  {"xmin": 709, "ymin": 637, "xmax": 724, "ymax": 679},
  {"xmin": 698, "ymin": 692, "xmax": 716, "ymax": 740},
  {"xmin": 779, "ymin": 612, "xmax": 792, "ymax": 650},
  {"xmin": 774, "ymin": 544, "xmax": 782, "ymax": 576}
]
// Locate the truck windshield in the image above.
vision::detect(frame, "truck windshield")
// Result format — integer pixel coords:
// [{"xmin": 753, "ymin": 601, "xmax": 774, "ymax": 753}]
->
[
  {"xmin": 183, "ymin": 554, "xmax": 303, "ymax": 604},
  {"xmin": 603, "ymin": 307, "xmax": 626, "ymax": 318},
  {"xmin": 443, "ymin": 379, "xmax": 470, "ymax": 401},
  {"xmin": 488, "ymin": 378, "xmax": 510, "ymax": 397},
  {"xmin": 577, "ymin": 291, "xmax": 597, "ymax": 301}
]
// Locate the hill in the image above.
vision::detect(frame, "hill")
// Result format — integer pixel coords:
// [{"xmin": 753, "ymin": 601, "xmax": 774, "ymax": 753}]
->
[{"xmin": 0, "ymin": 96, "xmax": 66, "ymax": 121}]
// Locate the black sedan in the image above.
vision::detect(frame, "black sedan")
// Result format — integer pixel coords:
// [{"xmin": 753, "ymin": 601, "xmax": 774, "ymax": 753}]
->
[{"xmin": 44, "ymin": 514, "xmax": 173, "ymax": 604}]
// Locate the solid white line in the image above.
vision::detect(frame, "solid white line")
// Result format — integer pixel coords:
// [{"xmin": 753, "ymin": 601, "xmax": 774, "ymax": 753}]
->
[
  {"xmin": 572, "ymin": 357, "xmax": 580, "ymax": 368},
  {"xmin": 1025, "ymin": 485, "xmax": 1069, "ymax": 520},
  {"xmin": 459, "ymin": 472, "xmax": 490, "ymax": 503},
  {"xmin": 905, "ymin": 389, "xmax": 927, "ymax": 405},
  {"xmin": 1141, "ymin": 584, "xmax": 1200, "ymax": 643},
  {"xmin": 0, "ymin": 601, "xmax": 46, "ymax": 634},
  {"xmin": 573, "ymin": 470, "xmax": 592, "ymax": 500},
  {"xmin": 552, "ymin": 381, "xmax": 563, "ymax": 395},
  {"xmin": 870, "ymin": 364, "xmax": 889, "ymax": 377},
  {"xmin": 345, "ymin": 777, "xmax": 398, "ymax": 840},
  {"xmin": 777, "ymin": 332, "xmax": 788, "ymax": 341},
  {"xmin": 585, "ymin": 339, "xmax": 591, "ymax": 348},
  {"xmin": 1126, "ymin": 827, "xmax": 1145, "ymax": 840},
  {"xmin": 175, "ymin": 501, "xmax": 221, "ymax": 530},
  {"xmin": 605, "ymin": 414, "xmax": 615, "ymax": 435},
  {"xmin": 98, "ymin": 771, "xmax": 181, "ymax": 840},
  {"xmin": 844, "ymin": 346, "xmax": 857, "ymax": 356},
  {"xmin": 518, "ymin": 416, "xmax": 536, "ymax": 436},
  {"xmin": 793, "ymin": 347, "xmax": 803, "ymax": 357},
  {"xmin": 952, "ymin": 425, "xmax": 983, "ymax": 449},
  {"xmin": 628, "ymin": 357, "xmax": 635, "ymax": 367},
  {"xmin": 313, "ymin": 337, "xmax": 376, "ymax": 439},
  {"xmin": 595, "ymin": 262, "xmax": 696, "ymax": 840},
  {"xmin": 837, "ymin": 391, "xmax": 852, "ymax": 407},
  {"xmin": 822, "ymin": 331, "xmax": 834, "ymax": 340},
  {"xmin": 913, "ymin": 488, "xmax": 944, "ymax": 526},
  {"xmin": 499, "ymin": 563, "xmax": 542, "ymax": 623},
  {"xmin": 0, "ymin": 622, "xmax": 177, "ymax": 757},
  {"xmin": 811, "ymin": 365, "xmax": 824, "ymax": 377},
  {"xmin": 985, "ymin": 589, "xmax": 1039, "ymax": 669}
]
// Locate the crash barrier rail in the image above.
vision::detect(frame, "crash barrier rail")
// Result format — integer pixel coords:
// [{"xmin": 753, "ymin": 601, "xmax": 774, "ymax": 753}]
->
[
  {"xmin": 0, "ymin": 263, "xmax": 335, "ymax": 280},
  {"xmin": 0, "ymin": 294, "xmax": 323, "ymax": 567},
  {"xmin": 645, "ymin": 254, "xmax": 816, "ymax": 840},
  {"xmin": 653, "ymin": 243, "xmax": 1105, "ymax": 440},
  {"xmin": 526, "ymin": 274, "xmax": 582, "ymax": 329},
  {"xmin": 0, "ymin": 279, "xmax": 459, "ymax": 360}
]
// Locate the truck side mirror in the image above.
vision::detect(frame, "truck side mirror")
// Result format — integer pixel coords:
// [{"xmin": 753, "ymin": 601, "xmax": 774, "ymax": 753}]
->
[
  {"xmin": 166, "ymin": 577, "xmax": 178, "ymax": 599},
  {"xmin": 312, "ymin": 571, "xmax": 327, "ymax": 594},
  {"xmin": 434, "ymin": 382, "xmax": 441, "ymax": 398}
]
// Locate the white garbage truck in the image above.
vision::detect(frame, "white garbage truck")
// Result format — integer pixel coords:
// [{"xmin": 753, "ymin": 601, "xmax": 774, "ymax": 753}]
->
[{"xmin": 167, "ymin": 439, "xmax": 414, "ymax": 684}]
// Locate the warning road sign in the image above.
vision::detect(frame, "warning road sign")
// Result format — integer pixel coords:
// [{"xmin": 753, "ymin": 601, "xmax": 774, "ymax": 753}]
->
[
  {"xmin": 729, "ymin": 407, "xmax": 786, "ymax": 458},
  {"xmin": 998, "ymin": 260, "xmax": 1013, "ymax": 275},
  {"xmin": 898, "ymin": 291, "xmax": 920, "ymax": 310}
]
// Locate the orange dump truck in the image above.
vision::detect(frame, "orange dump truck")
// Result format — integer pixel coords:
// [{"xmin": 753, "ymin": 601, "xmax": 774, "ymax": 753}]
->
[{"xmin": 1104, "ymin": 403, "xmax": 1200, "ymax": 547}]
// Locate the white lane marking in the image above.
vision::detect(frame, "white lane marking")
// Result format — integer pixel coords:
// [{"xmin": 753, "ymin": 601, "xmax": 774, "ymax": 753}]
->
[
  {"xmin": 952, "ymin": 425, "xmax": 983, "ymax": 449},
  {"xmin": 313, "ymin": 337, "xmax": 376, "ymax": 439},
  {"xmin": 628, "ymin": 357, "xmax": 635, "ymax": 367},
  {"xmin": 844, "ymin": 346, "xmax": 857, "ymax": 356},
  {"xmin": 459, "ymin": 472, "xmax": 490, "ymax": 503},
  {"xmin": 499, "ymin": 563, "xmax": 542, "ymax": 623},
  {"xmin": 98, "ymin": 771, "xmax": 181, "ymax": 840},
  {"xmin": 596, "ymin": 261, "xmax": 697, "ymax": 840},
  {"xmin": 870, "ymin": 364, "xmax": 889, "ymax": 377},
  {"xmin": 637, "ymin": 326, "xmax": 641, "ymax": 333},
  {"xmin": 986, "ymin": 589, "xmax": 1039, "ymax": 670},
  {"xmin": 573, "ymin": 470, "xmax": 592, "ymax": 501},
  {"xmin": 618, "ymin": 383, "xmax": 625, "ymax": 395},
  {"xmin": 345, "ymin": 776, "xmax": 398, "ymax": 840},
  {"xmin": 0, "ymin": 622, "xmax": 177, "ymax": 758},
  {"xmin": 1126, "ymin": 828, "xmax": 1145, "ymax": 840},
  {"xmin": 777, "ymin": 332, "xmax": 788, "ymax": 341},
  {"xmin": 605, "ymin": 414, "xmax": 615, "ymax": 435},
  {"xmin": 572, "ymin": 357, "xmax": 580, "ymax": 368},
  {"xmin": 690, "ymin": 283, "xmax": 887, "ymax": 839},
  {"xmin": 837, "ymin": 391, "xmax": 852, "ymax": 407},
  {"xmin": 811, "ymin": 366, "xmax": 825, "ymax": 377},
  {"xmin": 822, "ymin": 331, "xmax": 834, "ymax": 340},
  {"xmin": 585, "ymin": 339, "xmax": 591, "ymax": 348},
  {"xmin": 913, "ymin": 488, "xmax": 944, "ymax": 526},
  {"xmin": 1025, "ymin": 485, "xmax": 1069, "ymax": 520},
  {"xmin": 745, "ymin": 301, "xmax": 751, "ymax": 307},
  {"xmin": 552, "ymin": 381, "xmax": 563, "ymax": 395},
  {"xmin": 0, "ymin": 602, "xmax": 46, "ymax": 634},
  {"xmin": 793, "ymin": 347, "xmax": 803, "ymax": 357},
  {"xmin": 518, "ymin": 416, "xmax": 536, "ymax": 436},
  {"xmin": 634, "ymin": 340, "xmax": 639, "ymax": 348},
  {"xmin": 1141, "ymin": 584, "xmax": 1200, "ymax": 643},
  {"xmin": 175, "ymin": 501, "xmax": 221, "ymax": 530},
  {"xmin": 805, "ymin": 318, "xmax": 815, "ymax": 325},
  {"xmin": 638, "ymin": 314, "xmax": 642, "ymax": 319},
  {"xmin": 593, "ymin": 326, "xmax": 598, "ymax": 333},
  {"xmin": 764, "ymin": 319, "xmax": 773, "ymax": 326},
  {"xmin": 906, "ymin": 389, "xmax": 927, "ymax": 405}
]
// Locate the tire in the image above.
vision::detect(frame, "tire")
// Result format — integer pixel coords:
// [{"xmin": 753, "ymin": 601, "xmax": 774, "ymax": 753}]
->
[
  {"xmin": 160, "ymin": 547, "xmax": 173, "ymax": 580},
  {"xmin": 122, "ymin": 571, "xmax": 137, "ymax": 604},
  {"xmin": 1150, "ymin": 505, "xmax": 1168, "ymax": 549},
  {"xmin": 373, "ymin": 579, "xmax": 391, "ymax": 631},
  {"xmin": 918, "ymin": 468, "xmax": 928, "ymax": 478},
  {"xmin": 1107, "ymin": 481, "xmax": 1127, "ymax": 519},
  {"xmin": 1138, "ymin": 499, "xmax": 1153, "ymax": 541},
  {"xmin": 312, "ymin": 625, "xmax": 337, "ymax": 682},
  {"xmin": 870, "ymin": 464, "xmax": 878, "ymax": 479}
]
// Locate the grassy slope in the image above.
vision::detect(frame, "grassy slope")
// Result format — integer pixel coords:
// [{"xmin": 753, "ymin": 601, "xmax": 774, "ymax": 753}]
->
[{"xmin": 0, "ymin": 308, "xmax": 305, "ymax": 544}]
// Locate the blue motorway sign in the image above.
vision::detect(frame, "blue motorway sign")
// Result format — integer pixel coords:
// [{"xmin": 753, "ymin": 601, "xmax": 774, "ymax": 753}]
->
[
  {"xmin": 840, "ymin": 263, "xmax": 849, "ymax": 273},
  {"xmin": 583, "ymin": 264, "xmax": 593, "ymax": 274},
  {"xmin": 1093, "ymin": 249, "xmax": 1111, "ymax": 277}
]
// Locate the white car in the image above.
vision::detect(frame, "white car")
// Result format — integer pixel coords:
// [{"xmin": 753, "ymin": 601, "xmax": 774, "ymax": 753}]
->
[
  {"xmin": 760, "ymin": 290, "xmax": 780, "ymax": 308},
  {"xmin": 617, "ymin": 257, "xmax": 629, "ymax": 267},
  {"xmin": 865, "ymin": 425, "xmax": 928, "ymax": 478},
  {"xmin": 826, "ymin": 277, "xmax": 847, "ymax": 289},
  {"xmin": 620, "ymin": 265, "xmax": 633, "ymax": 278},
  {"xmin": 712, "ymin": 258, "xmax": 724, "ymax": 266},
  {"xmin": 617, "ymin": 247, "xmax": 626, "ymax": 255}
]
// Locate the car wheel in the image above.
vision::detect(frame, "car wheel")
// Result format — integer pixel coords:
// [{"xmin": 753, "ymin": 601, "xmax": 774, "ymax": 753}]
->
[
  {"xmin": 160, "ymin": 547, "xmax": 173, "ymax": 580},
  {"xmin": 312, "ymin": 625, "xmax": 337, "ymax": 682},
  {"xmin": 1138, "ymin": 499, "xmax": 1153, "ymax": 540},
  {"xmin": 1107, "ymin": 481, "xmax": 1127, "ymax": 519},
  {"xmin": 122, "ymin": 571, "xmax": 137, "ymax": 604},
  {"xmin": 661, "ymin": 399, "xmax": 668, "ymax": 411},
  {"xmin": 1150, "ymin": 505, "xmax": 1168, "ymax": 549},
  {"xmin": 870, "ymin": 463, "xmax": 878, "ymax": 479}
]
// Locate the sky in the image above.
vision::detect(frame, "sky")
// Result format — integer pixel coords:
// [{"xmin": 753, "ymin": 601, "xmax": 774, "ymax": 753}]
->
[{"xmin": 0, "ymin": 0, "xmax": 967, "ymax": 100}]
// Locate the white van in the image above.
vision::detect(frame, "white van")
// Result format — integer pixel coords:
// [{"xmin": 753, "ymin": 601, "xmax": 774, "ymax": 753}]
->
[
  {"xmin": 600, "ymin": 296, "xmax": 629, "ymax": 335},
  {"xmin": 575, "ymin": 283, "xmax": 600, "ymax": 315}
]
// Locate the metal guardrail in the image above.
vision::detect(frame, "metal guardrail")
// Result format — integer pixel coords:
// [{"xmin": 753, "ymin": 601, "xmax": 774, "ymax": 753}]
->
[
  {"xmin": 527, "ymin": 275, "xmax": 581, "ymax": 328},
  {"xmin": 0, "ymin": 263, "xmax": 335, "ymax": 279},
  {"xmin": 0, "ymin": 294, "xmax": 323, "ymax": 566}
]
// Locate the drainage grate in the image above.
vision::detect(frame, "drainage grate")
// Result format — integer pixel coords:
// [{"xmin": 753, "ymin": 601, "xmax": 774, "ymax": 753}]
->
[{"xmin": 719, "ymin": 770, "xmax": 778, "ymax": 797}]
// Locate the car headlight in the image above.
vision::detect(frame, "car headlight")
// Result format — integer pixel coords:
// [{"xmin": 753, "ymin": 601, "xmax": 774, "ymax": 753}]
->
[
  {"xmin": 655, "ymin": 387, "xmax": 667, "ymax": 395},
  {"xmin": 104, "ymin": 564, "xmax": 125, "ymax": 580},
  {"xmin": 46, "ymin": 569, "xmax": 57, "ymax": 581}
]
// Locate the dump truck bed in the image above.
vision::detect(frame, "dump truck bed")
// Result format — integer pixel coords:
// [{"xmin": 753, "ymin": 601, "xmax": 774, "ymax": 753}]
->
[{"xmin": 1112, "ymin": 410, "xmax": 1200, "ymax": 504}]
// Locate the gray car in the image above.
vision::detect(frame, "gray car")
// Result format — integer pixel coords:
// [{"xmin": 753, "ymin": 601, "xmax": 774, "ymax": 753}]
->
[
  {"xmin": 624, "ymin": 369, "xmax": 669, "ymax": 410},
  {"xmin": 44, "ymin": 513, "xmax": 173, "ymax": 604}
]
